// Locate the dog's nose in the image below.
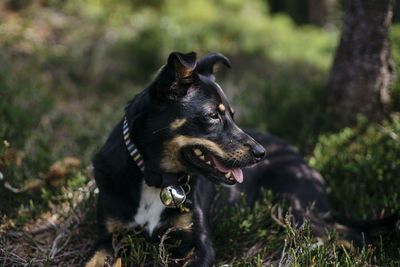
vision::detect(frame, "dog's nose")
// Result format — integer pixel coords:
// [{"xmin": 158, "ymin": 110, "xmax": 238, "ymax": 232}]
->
[{"xmin": 251, "ymin": 144, "xmax": 266, "ymax": 162}]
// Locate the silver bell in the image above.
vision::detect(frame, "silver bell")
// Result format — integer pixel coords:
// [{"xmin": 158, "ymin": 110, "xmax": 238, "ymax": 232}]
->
[{"xmin": 160, "ymin": 185, "xmax": 186, "ymax": 208}]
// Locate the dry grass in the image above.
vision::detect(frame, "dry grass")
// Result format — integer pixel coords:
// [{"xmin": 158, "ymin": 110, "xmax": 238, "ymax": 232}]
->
[{"xmin": 1, "ymin": 178, "xmax": 97, "ymax": 266}]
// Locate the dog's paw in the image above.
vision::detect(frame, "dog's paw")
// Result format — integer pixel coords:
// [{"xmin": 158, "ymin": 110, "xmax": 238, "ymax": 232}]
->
[
  {"xmin": 84, "ymin": 250, "xmax": 121, "ymax": 267},
  {"xmin": 105, "ymin": 256, "xmax": 121, "ymax": 267}
]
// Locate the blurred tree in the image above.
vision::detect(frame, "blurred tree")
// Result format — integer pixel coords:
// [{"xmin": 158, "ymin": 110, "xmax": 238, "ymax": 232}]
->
[
  {"xmin": 267, "ymin": 0, "xmax": 400, "ymax": 26},
  {"xmin": 4, "ymin": 0, "xmax": 29, "ymax": 11},
  {"xmin": 327, "ymin": 0, "xmax": 395, "ymax": 123},
  {"xmin": 394, "ymin": 0, "xmax": 400, "ymax": 22},
  {"xmin": 268, "ymin": 0, "xmax": 309, "ymax": 24},
  {"xmin": 267, "ymin": 0, "xmax": 336, "ymax": 26}
]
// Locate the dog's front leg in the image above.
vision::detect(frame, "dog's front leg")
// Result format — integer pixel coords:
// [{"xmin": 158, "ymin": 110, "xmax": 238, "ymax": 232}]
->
[
  {"xmin": 185, "ymin": 206, "xmax": 215, "ymax": 267},
  {"xmin": 179, "ymin": 182, "xmax": 216, "ymax": 267}
]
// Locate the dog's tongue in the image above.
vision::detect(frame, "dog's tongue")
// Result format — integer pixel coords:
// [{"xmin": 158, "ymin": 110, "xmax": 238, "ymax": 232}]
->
[
  {"xmin": 231, "ymin": 168, "xmax": 243, "ymax": 183},
  {"xmin": 211, "ymin": 156, "xmax": 243, "ymax": 183}
]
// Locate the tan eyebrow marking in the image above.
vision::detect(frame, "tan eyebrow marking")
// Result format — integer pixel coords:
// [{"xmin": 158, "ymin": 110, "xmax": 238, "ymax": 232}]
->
[
  {"xmin": 170, "ymin": 118, "xmax": 187, "ymax": 131},
  {"xmin": 218, "ymin": 103, "xmax": 226, "ymax": 112},
  {"xmin": 230, "ymin": 107, "xmax": 235, "ymax": 114}
]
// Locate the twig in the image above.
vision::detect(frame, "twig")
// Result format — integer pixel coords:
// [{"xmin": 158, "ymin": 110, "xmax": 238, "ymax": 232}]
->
[
  {"xmin": 158, "ymin": 224, "xmax": 194, "ymax": 266},
  {"xmin": 28, "ymin": 221, "xmax": 59, "ymax": 236},
  {"xmin": 378, "ymin": 124, "xmax": 400, "ymax": 144},
  {"xmin": 3, "ymin": 179, "xmax": 42, "ymax": 193},
  {"xmin": 55, "ymin": 234, "xmax": 71, "ymax": 257},
  {"xmin": 50, "ymin": 232, "xmax": 64, "ymax": 259},
  {"xmin": 278, "ymin": 238, "xmax": 288, "ymax": 267},
  {"xmin": 270, "ymin": 204, "xmax": 287, "ymax": 228},
  {"xmin": 3, "ymin": 182, "xmax": 23, "ymax": 193},
  {"xmin": 0, "ymin": 249, "xmax": 27, "ymax": 264},
  {"xmin": 304, "ymin": 201, "xmax": 316, "ymax": 218},
  {"xmin": 159, "ymin": 226, "xmax": 177, "ymax": 266}
]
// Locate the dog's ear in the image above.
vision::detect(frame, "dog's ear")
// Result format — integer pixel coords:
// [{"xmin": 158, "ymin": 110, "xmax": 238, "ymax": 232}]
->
[
  {"xmin": 195, "ymin": 53, "xmax": 231, "ymax": 81},
  {"xmin": 159, "ymin": 51, "xmax": 197, "ymax": 100},
  {"xmin": 167, "ymin": 51, "xmax": 197, "ymax": 80}
]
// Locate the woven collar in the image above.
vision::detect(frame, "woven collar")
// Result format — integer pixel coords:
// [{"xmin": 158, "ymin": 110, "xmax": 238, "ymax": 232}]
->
[{"xmin": 123, "ymin": 117, "xmax": 145, "ymax": 172}]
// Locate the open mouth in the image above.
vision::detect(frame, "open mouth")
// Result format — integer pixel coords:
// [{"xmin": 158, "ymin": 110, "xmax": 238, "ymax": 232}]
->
[{"xmin": 181, "ymin": 147, "xmax": 244, "ymax": 185}]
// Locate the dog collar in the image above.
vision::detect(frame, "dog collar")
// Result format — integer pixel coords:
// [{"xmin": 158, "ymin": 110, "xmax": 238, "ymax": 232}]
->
[
  {"xmin": 123, "ymin": 116, "xmax": 190, "ymax": 211},
  {"xmin": 123, "ymin": 117, "xmax": 145, "ymax": 172}
]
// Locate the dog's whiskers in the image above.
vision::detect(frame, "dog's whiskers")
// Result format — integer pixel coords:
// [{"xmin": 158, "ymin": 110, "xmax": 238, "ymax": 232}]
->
[{"xmin": 152, "ymin": 126, "xmax": 170, "ymax": 135}]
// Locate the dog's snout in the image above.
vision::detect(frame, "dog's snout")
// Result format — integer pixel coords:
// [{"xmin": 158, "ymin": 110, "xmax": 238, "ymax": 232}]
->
[
  {"xmin": 251, "ymin": 144, "xmax": 266, "ymax": 162},
  {"xmin": 244, "ymin": 142, "xmax": 266, "ymax": 162}
]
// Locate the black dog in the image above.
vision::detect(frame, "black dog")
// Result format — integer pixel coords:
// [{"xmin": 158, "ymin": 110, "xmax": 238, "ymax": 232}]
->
[{"xmin": 85, "ymin": 52, "xmax": 373, "ymax": 267}]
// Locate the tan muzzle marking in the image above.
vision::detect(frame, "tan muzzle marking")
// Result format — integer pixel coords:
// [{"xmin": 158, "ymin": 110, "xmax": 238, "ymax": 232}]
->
[{"xmin": 161, "ymin": 135, "xmax": 228, "ymax": 172}]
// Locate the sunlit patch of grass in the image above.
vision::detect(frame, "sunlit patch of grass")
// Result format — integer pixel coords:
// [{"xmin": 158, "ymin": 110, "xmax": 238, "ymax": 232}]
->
[{"xmin": 212, "ymin": 189, "xmax": 399, "ymax": 266}]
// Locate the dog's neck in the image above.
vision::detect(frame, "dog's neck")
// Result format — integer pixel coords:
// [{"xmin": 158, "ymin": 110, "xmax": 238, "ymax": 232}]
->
[{"xmin": 123, "ymin": 115, "xmax": 191, "ymax": 209}]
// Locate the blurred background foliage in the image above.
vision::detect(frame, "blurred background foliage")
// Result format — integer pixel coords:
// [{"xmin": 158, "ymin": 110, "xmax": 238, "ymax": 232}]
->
[
  {"xmin": 1, "ymin": 0, "xmax": 400, "ymax": 264},
  {"xmin": 0, "ymin": 0, "xmax": 339, "ymax": 159},
  {"xmin": 2, "ymin": 0, "xmax": 400, "ymax": 225}
]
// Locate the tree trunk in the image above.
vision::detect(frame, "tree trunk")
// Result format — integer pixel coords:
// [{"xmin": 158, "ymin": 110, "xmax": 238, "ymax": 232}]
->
[{"xmin": 327, "ymin": 0, "xmax": 394, "ymax": 123}]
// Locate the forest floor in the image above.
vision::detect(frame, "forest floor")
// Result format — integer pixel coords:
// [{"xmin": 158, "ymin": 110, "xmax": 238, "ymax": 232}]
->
[{"xmin": 1, "ymin": 1, "xmax": 400, "ymax": 266}]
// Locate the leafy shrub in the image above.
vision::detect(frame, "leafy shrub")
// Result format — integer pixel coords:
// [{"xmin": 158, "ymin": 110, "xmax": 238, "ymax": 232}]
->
[
  {"xmin": 231, "ymin": 59, "xmax": 330, "ymax": 152},
  {"xmin": 310, "ymin": 116, "xmax": 400, "ymax": 220}
]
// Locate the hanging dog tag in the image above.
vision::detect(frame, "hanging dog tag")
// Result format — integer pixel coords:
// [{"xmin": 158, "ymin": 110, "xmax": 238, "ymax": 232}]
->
[{"xmin": 160, "ymin": 185, "xmax": 186, "ymax": 208}]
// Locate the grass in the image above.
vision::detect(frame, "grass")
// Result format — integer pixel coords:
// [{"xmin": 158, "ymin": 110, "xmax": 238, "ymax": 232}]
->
[
  {"xmin": 310, "ymin": 116, "xmax": 400, "ymax": 221},
  {"xmin": 2, "ymin": 181, "xmax": 398, "ymax": 266},
  {"xmin": 1, "ymin": 1, "xmax": 399, "ymax": 266}
]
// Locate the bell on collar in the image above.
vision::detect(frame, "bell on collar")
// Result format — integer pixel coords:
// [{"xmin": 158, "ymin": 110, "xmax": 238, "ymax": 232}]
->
[{"xmin": 160, "ymin": 185, "xmax": 186, "ymax": 208}]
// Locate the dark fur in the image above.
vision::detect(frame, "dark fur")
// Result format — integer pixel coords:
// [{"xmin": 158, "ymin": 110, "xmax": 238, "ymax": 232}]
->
[{"xmin": 86, "ymin": 52, "xmax": 396, "ymax": 267}]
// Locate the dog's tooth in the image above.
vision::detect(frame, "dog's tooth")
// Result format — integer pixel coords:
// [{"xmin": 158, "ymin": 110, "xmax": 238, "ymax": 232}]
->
[
  {"xmin": 193, "ymin": 149, "xmax": 203, "ymax": 156},
  {"xmin": 205, "ymin": 161, "xmax": 211, "ymax": 165},
  {"xmin": 225, "ymin": 172, "xmax": 231, "ymax": 178},
  {"xmin": 199, "ymin": 155, "xmax": 205, "ymax": 161}
]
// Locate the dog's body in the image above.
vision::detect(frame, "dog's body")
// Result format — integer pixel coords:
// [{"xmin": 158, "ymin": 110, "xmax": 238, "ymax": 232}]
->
[{"xmin": 85, "ymin": 52, "xmax": 349, "ymax": 266}]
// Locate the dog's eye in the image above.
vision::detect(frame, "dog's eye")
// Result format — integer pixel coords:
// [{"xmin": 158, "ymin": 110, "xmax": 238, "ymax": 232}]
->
[{"xmin": 209, "ymin": 112, "xmax": 219, "ymax": 120}]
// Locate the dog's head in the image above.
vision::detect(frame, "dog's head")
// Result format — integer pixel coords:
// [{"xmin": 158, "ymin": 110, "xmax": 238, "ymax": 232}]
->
[{"xmin": 126, "ymin": 52, "xmax": 265, "ymax": 186}]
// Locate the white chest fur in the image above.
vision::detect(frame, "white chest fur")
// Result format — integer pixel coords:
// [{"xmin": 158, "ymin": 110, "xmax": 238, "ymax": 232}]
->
[{"xmin": 133, "ymin": 181, "xmax": 165, "ymax": 235}]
